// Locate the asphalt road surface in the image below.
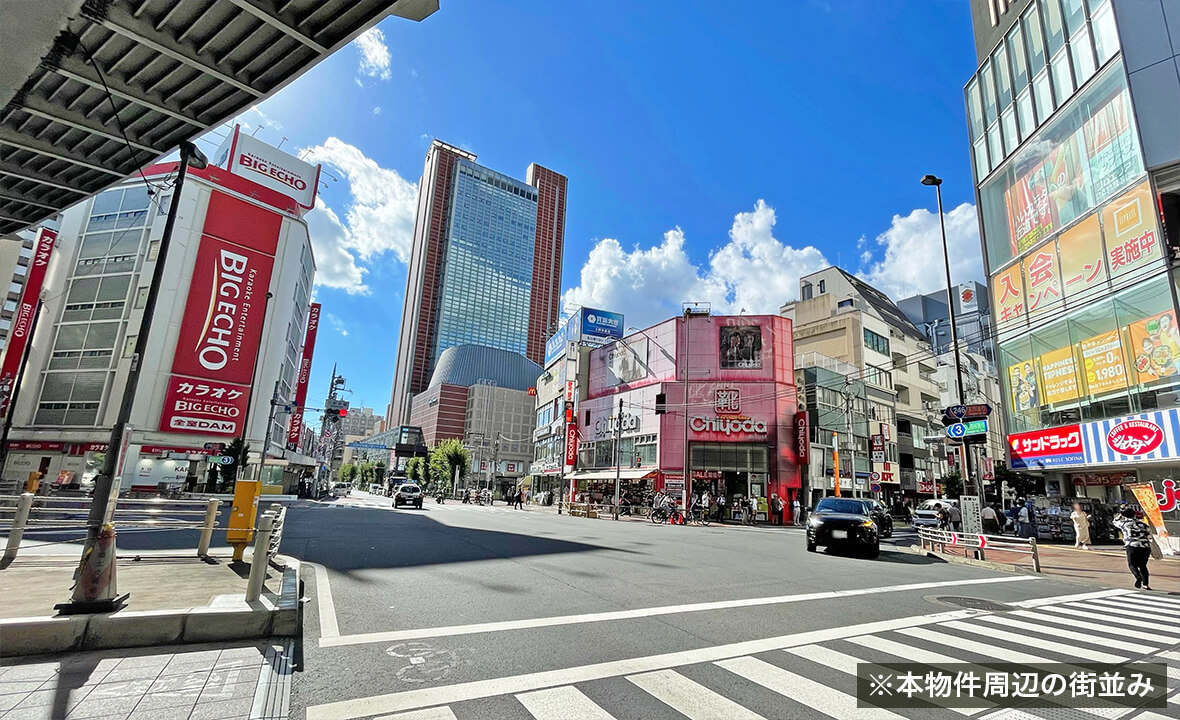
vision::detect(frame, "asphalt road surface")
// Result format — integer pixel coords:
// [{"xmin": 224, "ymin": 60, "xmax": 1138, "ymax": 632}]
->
[{"xmin": 283, "ymin": 493, "xmax": 1180, "ymax": 720}]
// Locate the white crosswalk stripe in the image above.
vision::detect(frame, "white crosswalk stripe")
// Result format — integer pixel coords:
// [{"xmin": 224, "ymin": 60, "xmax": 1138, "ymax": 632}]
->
[
  {"xmin": 1081, "ymin": 598, "xmax": 1180, "ymax": 624},
  {"xmin": 311, "ymin": 589, "xmax": 1180, "ymax": 720},
  {"xmin": 627, "ymin": 669, "xmax": 767, "ymax": 720}
]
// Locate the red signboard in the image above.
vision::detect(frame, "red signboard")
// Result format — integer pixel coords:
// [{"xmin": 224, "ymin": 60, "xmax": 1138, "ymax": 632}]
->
[
  {"xmin": 0, "ymin": 228, "xmax": 56, "ymax": 419},
  {"xmin": 140, "ymin": 445, "xmax": 217, "ymax": 456},
  {"xmin": 286, "ymin": 303, "xmax": 320, "ymax": 451},
  {"xmin": 159, "ymin": 375, "xmax": 251, "ymax": 436},
  {"xmin": 1008, "ymin": 424, "xmax": 1084, "ymax": 469},
  {"xmin": 159, "ymin": 191, "xmax": 280, "ymax": 436},
  {"xmin": 69, "ymin": 442, "xmax": 109, "ymax": 455},
  {"xmin": 917, "ymin": 479, "xmax": 935, "ymax": 494},
  {"xmin": 564, "ymin": 423, "xmax": 579, "ymax": 466},
  {"xmin": 795, "ymin": 411, "xmax": 809, "ymax": 465},
  {"xmin": 1106, "ymin": 419, "xmax": 1164, "ymax": 456}
]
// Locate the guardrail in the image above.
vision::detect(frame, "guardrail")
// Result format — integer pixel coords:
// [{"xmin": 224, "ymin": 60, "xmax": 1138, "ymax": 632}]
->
[
  {"xmin": 916, "ymin": 526, "xmax": 1040, "ymax": 572},
  {"xmin": 1, "ymin": 493, "xmax": 222, "ymax": 565},
  {"xmin": 246, "ymin": 503, "xmax": 287, "ymax": 602}
]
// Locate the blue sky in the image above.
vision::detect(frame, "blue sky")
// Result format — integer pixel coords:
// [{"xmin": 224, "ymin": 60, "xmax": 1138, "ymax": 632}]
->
[{"xmin": 209, "ymin": 1, "xmax": 988, "ymax": 426}]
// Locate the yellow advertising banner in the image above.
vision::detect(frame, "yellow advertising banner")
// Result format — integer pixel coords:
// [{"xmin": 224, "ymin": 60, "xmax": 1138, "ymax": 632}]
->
[
  {"xmin": 1021, "ymin": 242, "xmax": 1063, "ymax": 317},
  {"xmin": 993, "ymin": 263, "xmax": 1026, "ymax": 326},
  {"xmin": 1079, "ymin": 329, "xmax": 1130, "ymax": 395},
  {"xmin": 1038, "ymin": 346, "xmax": 1081, "ymax": 404},
  {"xmin": 1128, "ymin": 483, "xmax": 1171, "ymax": 540},
  {"xmin": 1102, "ymin": 180, "xmax": 1162, "ymax": 281},
  {"xmin": 1128, "ymin": 309, "xmax": 1180, "ymax": 382},
  {"xmin": 1008, "ymin": 360, "xmax": 1040, "ymax": 412},
  {"xmin": 1057, "ymin": 213, "xmax": 1107, "ymax": 298}
]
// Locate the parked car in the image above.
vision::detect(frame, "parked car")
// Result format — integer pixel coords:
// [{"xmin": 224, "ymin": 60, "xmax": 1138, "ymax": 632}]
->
[
  {"xmin": 369, "ymin": 483, "xmax": 384, "ymax": 495},
  {"xmin": 806, "ymin": 497, "xmax": 880, "ymax": 558},
  {"xmin": 394, "ymin": 483, "xmax": 424, "ymax": 509},
  {"xmin": 913, "ymin": 498, "xmax": 959, "ymax": 528},
  {"xmin": 859, "ymin": 499, "xmax": 893, "ymax": 538},
  {"xmin": 331, "ymin": 483, "xmax": 350, "ymax": 497}
]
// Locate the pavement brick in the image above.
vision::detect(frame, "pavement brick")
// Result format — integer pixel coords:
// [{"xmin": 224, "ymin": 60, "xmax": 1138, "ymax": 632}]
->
[
  {"xmin": 0, "ymin": 664, "xmax": 57, "ymax": 682},
  {"xmin": 9, "ymin": 688, "xmax": 67, "ymax": 709},
  {"xmin": 146, "ymin": 671, "xmax": 208, "ymax": 697},
  {"xmin": 0, "ymin": 692, "xmax": 24, "ymax": 713},
  {"xmin": 1, "ymin": 705, "xmax": 58, "ymax": 720},
  {"xmin": 127, "ymin": 703, "xmax": 194, "ymax": 720},
  {"xmin": 188, "ymin": 694, "xmax": 254, "ymax": 720},
  {"xmin": 0, "ymin": 680, "xmax": 47, "ymax": 695},
  {"xmin": 203, "ymin": 664, "xmax": 258, "ymax": 688},
  {"xmin": 198, "ymin": 678, "xmax": 257, "ymax": 704},
  {"xmin": 81, "ymin": 677, "xmax": 153, "ymax": 700},
  {"xmin": 64, "ymin": 693, "xmax": 142, "ymax": 719}
]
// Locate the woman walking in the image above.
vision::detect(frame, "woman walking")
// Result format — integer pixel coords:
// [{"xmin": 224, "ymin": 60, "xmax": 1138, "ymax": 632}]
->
[
  {"xmin": 1070, "ymin": 502, "xmax": 1091, "ymax": 549},
  {"xmin": 1114, "ymin": 508, "xmax": 1153, "ymax": 590}
]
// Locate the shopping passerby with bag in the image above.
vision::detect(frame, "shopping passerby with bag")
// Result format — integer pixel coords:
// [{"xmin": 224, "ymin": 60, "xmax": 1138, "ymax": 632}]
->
[
  {"xmin": 770, "ymin": 494, "xmax": 783, "ymax": 526},
  {"xmin": 1113, "ymin": 508, "xmax": 1154, "ymax": 590}
]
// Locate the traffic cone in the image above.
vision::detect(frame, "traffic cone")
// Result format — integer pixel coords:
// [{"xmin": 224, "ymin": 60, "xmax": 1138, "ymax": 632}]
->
[{"xmin": 71, "ymin": 523, "xmax": 118, "ymax": 604}]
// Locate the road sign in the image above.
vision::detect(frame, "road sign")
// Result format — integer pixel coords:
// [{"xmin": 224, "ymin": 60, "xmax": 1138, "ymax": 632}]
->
[
  {"xmin": 212, "ymin": 455, "xmax": 234, "ymax": 465},
  {"xmin": 946, "ymin": 419, "xmax": 988, "ymax": 438},
  {"xmin": 943, "ymin": 403, "xmax": 992, "ymax": 421},
  {"xmin": 871, "ymin": 483, "xmax": 881, "ymax": 493},
  {"xmin": 870, "ymin": 471, "xmax": 881, "ymax": 482},
  {"xmin": 203, "ymin": 442, "xmax": 225, "ymax": 452},
  {"xmin": 960, "ymin": 495, "xmax": 983, "ymax": 535}
]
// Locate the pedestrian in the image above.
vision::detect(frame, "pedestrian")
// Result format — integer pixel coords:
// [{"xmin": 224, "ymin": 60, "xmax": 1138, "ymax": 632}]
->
[
  {"xmin": 792, "ymin": 496, "xmax": 801, "ymax": 526},
  {"xmin": 1017, "ymin": 500, "xmax": 1036, "ymax": 538},
  {"xmin": 981, "ymin": 504, "xmax": 999, "ymax": 535},
  {"xmin": 747, "ymin": 495, "xmax": 758, "ymax": 525},
  {"xmin": 934, "ymin": 503, "xmax": 949, "ymax": 530},
  {"xmin": 770, "ymin": 494, "xmax": 783, "ymax": 526},
  {"xmin": 716, "ymin": 494, "xmax": 726, "ymax": 524},
  {"xmin": 1071, "ymin": 502, "xmax": 1092, "ymax": 549},
  {"xmin": 1113, "ymin": 508, "xmax": 1154, "ymax": 590},
  {"xmin": 948, "ymin": 502, "xmax": 962, "ymax": 531}
]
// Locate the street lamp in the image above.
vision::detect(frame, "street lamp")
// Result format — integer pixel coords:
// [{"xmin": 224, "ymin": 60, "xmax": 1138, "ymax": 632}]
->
[
  {"xmin": 921, "ymin": 174, "xmax": 966, "ymax": 405},
  {"xmin": 66, "ymin": 140, "xmax": 208, "ymax": 611}
]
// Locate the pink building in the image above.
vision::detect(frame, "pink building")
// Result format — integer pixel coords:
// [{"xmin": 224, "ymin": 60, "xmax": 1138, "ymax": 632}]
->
[{"xmin": 573, "ymin": 314, "xmax": 802, "ymax": 522}]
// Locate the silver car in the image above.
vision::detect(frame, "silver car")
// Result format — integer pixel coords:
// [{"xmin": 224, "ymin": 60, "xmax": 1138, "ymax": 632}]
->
[{"xmin": 394, "ymin": 483, "xmax": 423, "ymax": 509}]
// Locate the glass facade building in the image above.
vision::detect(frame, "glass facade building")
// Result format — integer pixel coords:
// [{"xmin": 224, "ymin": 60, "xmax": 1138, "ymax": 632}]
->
[
  {"xmin": 967, "ymin": 0, "xmax": 1180, "ymax": 530},
  {"xmin": 435, "ymin": 160, "xmax": 538, "ymax": 361}
]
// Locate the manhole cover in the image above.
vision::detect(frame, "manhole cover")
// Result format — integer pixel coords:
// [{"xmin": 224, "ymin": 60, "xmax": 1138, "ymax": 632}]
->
[{"xmin": 933, "ymin": 596, "xmax": 1012, "ymax": 612}]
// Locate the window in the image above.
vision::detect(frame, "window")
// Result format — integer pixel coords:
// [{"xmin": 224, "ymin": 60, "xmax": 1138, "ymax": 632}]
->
[
  {"xmin": 864, "ymin": 364, "xmax": 893, "ymax": 390},
  {"xmin": 818, "ymin": 279, "xmax": 826, "ymax": 294},
  {"xmin": 801, "ymin": 282, "xmax": 813, "ymax": 301},
  {"xmin": 1090, "ymin": 0, "xmax": 1119, "ymax": 65},
  {"xmin": 838, "ymin": 299, "xmax": 854, "ymax": 309},
  {"xmin": 864, "ymin": 328, "xmax": 890, "ymax": 356}
]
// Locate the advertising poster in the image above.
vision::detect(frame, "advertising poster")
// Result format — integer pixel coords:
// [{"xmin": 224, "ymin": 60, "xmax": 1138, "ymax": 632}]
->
[
  {"xmin": 1039, "ymin": 346, "xmax": 1081, "ymax": 405},
  {"xmin": 1021, "ymin": 243, "xmax": 1062, "ymax": 316},
  {"xmin": 1128, "ymin": 483, "xmax": 1172, "ymax": 541},
  {"xmin": 1008, "ymin": 360, "xmax": 1040, "ymax": 412},
  {"xmin": 1079, "ymin": 329, "xmax": 1129, "ymax": 395},
  {"xmin": 286, "ymin": 303, "xmax": 321, "ymax": 451},
  {"xmin": 1057, "ymin": 214, "xmax": 1107, "ymax": 298},
  {"xmin": 1045, "ymin": 134, "xmax": 1091, "ymax": 228},
  {"xmin": 159, "ymin": 376, "xmax": 251, "ymax": 435},
  {"xmin": 1005, "ymin": 161, "xmax": 1054, "ymax": 255},
  {"xmin": 1008, "ymin": 424, "xmax": 1084, "ymax": 469},
  {"xmin": 1102, "ymin": 180, "xmax": 1161, "ymax": 281},
  {"xmin": 1128, "ymin": 310, "xmax": 1180, "ymax": 382},
  {"xmin": 1082, "ymin": 90, "xmax": 1140, "ymax": 202},
  {"xmin": 720, "ymin": 325, "xmax": 762, "ymax": 369},
  {"xmin": 0, "ymin": 227, "xmax": 56, "ymax": 420},
  {"xmin": 605, "ymin": 337, "xmax": 647, "ymax": 385},
  {"xmin": 992, "ymin": 263, "xmax": 1026, "ymax": 325}
]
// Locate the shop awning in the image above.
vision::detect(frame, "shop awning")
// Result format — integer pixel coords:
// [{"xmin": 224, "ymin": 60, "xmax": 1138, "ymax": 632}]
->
[{"xmin": 566, "ymin": 469, "xmax": 655, "ymax": 481}]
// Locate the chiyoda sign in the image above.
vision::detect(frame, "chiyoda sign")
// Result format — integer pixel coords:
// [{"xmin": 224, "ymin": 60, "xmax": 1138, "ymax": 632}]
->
[
  {"xmin": 160, "ymin": 192, "xmax": 280, "ymax": 436},
  {"xmin": 0, "ymin": 228, "xmax": 56, "ymax": 420},
  {"xmin": 286, "ymin": 303, "xmax": 321, "ymax": 451},
  {"xmin": 215, "ymin": 125, "xmax": 319, "ymax": 210},
  {"xmin": 690, "ymin": 416, "xmax": 768, "ymax": 436}
]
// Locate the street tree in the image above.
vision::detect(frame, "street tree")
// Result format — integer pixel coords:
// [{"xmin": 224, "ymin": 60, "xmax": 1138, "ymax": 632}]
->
[
  {"xmin": 339, "ymin": 463, "xmax": 359, "ymax": 484},
  {"xmin": 428, "ymin": 451, "xmax": 452, "ymax": 495},
  {"xmin": 405, "ymin": 457, "xmax": 423, "ymax": 483},
  {"xmin": 433, "ymin": 439, "xmax": 470, "ymax": 487},
  {"xmin": 940, "ymin": 472, "xmax": 963, "ymax": 499}
]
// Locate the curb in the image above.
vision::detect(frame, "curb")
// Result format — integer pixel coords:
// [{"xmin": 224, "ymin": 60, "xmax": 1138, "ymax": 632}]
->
[{"xmin": 0, "ymin": 557, "xmax": 302, "ymax": 657}]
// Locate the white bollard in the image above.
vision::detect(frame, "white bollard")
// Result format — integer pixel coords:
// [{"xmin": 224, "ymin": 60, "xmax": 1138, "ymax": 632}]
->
[
  {"xmin": 245, "ymin": 513, "xmax": 274, "ymax": 602},
  {"xmin": 3, "ymin": 493, "xmax": 35, "ymax": 565},
  {"xmin": 197, "ymin": 498, "xmax": 219, "ymax": 558}
]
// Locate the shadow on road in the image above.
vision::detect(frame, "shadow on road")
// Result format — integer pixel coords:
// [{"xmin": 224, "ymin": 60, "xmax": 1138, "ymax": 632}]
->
[
  {"xmin": 280, "ymin": 505, "xmax": 622, "ymax": 575},
  {"xmin": 815, "ymin": 546, "xmax": 947, "ymax": 565}
]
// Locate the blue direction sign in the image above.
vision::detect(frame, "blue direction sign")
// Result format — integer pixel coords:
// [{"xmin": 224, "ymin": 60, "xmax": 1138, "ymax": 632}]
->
[
  {"xmin": 946, "ymin": 419, "xmax": 989, "ymax": 439},
  {"xmin": 944, "ymin": 403, "xmax": 993, "ymax": 420},
  {"xmin": 347, "ymin": 442, "xmax": 389, "ymax": 450}
]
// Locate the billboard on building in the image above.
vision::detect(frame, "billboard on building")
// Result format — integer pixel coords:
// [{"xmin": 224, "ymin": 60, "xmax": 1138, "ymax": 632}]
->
[
  {"xmin": 286, "ymin": 303, "xmax": 321, "ymax": 451},
  {"xmin": 606, "ymin": 337, "xmax": 648, "ymax": 386},
  {"xmin": 719, "ymin": 325, "xmax": 762, "ymax": 369},
  {"xmin": 0, "ymin": 227, "xmax": 55, "ymax": 420},
  {"xmin": 215, "ymin": 124, "xmax": 320, "ymax": 211},
  {"xmin": 1010, "ymin": 408, "xmax": 1180, "ymax": 469},
  {"xmin": 582, "ymin": 308, "xmax": 623, "ymax": 341},
  {"xmin": 159, "ymin": 192, "xmax": 280, "ymax": 436},
  {"xmin": 544, "ymin": 307, "xmax": 624, "ymax": 367}
]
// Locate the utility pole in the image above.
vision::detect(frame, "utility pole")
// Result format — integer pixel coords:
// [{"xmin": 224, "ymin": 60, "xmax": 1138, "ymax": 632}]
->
[
  {"xmin": 613, "ymin": 396, "xmax": 623, "ymax": 505},
  {"xmin": 257, "ymin": 381, "xmax": 281, "ymax": 483}
]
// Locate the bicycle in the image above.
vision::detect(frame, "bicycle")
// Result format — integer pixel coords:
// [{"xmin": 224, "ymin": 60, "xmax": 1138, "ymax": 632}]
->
[
  {"xmin": 651, "ymin": 504, "xmax": 685, "ymax": 525},
  {"xmin": 687, "ymin": 505, "xmax": 711, "ymax": 526}
]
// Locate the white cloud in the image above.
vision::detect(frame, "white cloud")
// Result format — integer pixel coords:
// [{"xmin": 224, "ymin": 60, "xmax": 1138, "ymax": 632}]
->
[
  {"xmin": 354, "ymin": 27, "xmax": 392, "ymax": 81},
  {"xmin": 857, "ymin": 203, "xmax": 983, "ymax": 300},
  {"xmin": 325, "ymin": 312, "xmax": 350, "ymax": 337},
  {"xmin": 562, "ymin": 200, "xmax": 830, "ymax": 329},
  {"xmin": 373, "ymin": 106, "xmax": 382, "ymax": 115},
  {"xmin": 304, "ymin": 199, "xmax": 369, "ymax": 295},
  {"xmin": 302, "ymin": 137, "xmax": 418, "ymax": 262}
]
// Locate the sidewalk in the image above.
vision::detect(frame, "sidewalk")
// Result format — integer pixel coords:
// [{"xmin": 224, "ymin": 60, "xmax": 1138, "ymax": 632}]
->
[
  {"xmin": 921, "ymin": 540, "xmax": 1180, "ymax": 593},
  {"xmin": 0, "ymin": 637, "xmax": 293, "ymax": 720}
]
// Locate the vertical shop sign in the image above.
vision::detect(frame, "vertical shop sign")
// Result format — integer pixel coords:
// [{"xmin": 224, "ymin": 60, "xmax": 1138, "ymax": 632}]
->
[
  {"xmin": 795, "ymin": 411, "xmax": 808, "ymax": 465},
  {"xmin": 1021, "ymin": 242, "xmax": 1062, "ymax": 316},
  {"xmin": 1102, "ymin": 180, "xmax": 1162, "ymax": 282},
  {"xmin": 0, "ymin": 227, "xmax": 56, "ymax": 419},
  {"xmin": 159, "ymin": 192, "xmax": 281, "ymax": 436},
  {"xmin": 287, "ymin": 303, "xmax": 321, "ymax": 450},
  {"xmin": 1057, "ymin": 214, "xmax": 1107, "ymax": 299}
]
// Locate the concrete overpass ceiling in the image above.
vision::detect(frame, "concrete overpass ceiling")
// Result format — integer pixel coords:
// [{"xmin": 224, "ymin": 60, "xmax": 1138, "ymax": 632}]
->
[{"xmin": 0, "ymin": 0, "xmax": 438, "ymax": 235}]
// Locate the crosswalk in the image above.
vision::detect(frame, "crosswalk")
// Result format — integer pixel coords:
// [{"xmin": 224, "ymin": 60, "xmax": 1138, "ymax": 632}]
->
[{"xmin": 352, "ymin": 590, "xmax": 1180, "ymax": 720}]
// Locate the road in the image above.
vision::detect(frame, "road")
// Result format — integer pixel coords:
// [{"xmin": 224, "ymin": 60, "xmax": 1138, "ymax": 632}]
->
[{"xmin": 283, "ymin": 493, "xmax": 1180, "ymax": 720}]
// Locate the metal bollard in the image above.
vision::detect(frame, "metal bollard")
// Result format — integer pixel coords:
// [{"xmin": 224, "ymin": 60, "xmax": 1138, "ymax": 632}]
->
[
  {"xmin": 1029, "ymin": 536, "xmax": 1041, "ymax": 573},
  {"xmin": 245, "ymin": 513, "xmax": 274, "ymax": 602},
  {"xmin": 197, "ymin": 498, "xmax": 219, "ymax": 558},
  {"xmin": 3, "ymin": 493, "xmax": 35, "ymax": 565}
]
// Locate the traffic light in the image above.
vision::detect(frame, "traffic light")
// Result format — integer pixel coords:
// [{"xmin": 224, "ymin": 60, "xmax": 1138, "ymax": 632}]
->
[{"xmin": 325, "ymin": 407, "xmax": 348, "ymax": 423}]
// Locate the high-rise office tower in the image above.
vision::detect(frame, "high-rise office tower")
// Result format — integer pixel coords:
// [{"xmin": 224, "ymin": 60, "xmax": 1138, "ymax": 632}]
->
[{"xmin": 388, "ymin": 140, "xmax": 567, "ymax": 426}]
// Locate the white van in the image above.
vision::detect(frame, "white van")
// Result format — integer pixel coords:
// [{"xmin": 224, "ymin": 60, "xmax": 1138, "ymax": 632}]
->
[
  {"xmin": 914, "ymin": 498, "xmax": 959, "ymax": 528},
  {"xmin": 331, "ymin": 483, "xmax": 350, "ymax": 497},
  {"xmin": 369, "ymin": 483, "xmax": 384, "ymax": 495}
]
